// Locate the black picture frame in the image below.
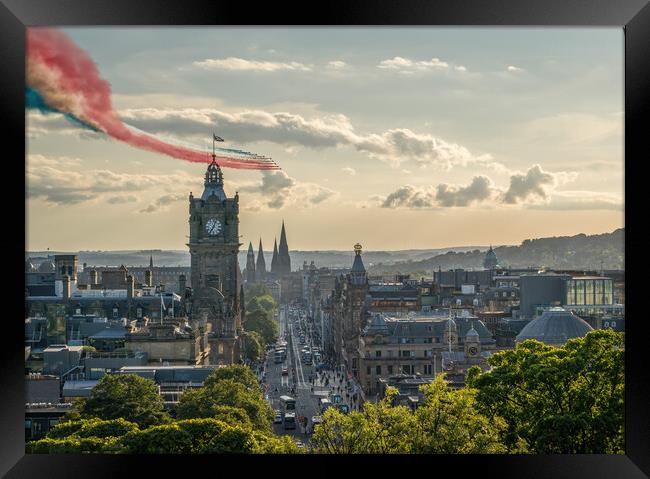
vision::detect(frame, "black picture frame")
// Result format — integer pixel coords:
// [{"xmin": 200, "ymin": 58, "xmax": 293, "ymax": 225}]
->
[{"xmin": 1, "ymin": 0, "xmax": 647, "ymax": 477}]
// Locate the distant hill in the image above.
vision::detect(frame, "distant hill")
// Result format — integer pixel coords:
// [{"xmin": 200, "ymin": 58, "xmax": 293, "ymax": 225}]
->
[
  {"xmin": 27, "ymin": 229, "xmax": 623, "ymax": 273},
  {"xmin": 26, "ymin": 246, "xmax": 487, "ymax": 270},
  {"xmin": 367, "ymin": 228, "xmax": 624, "ymax": 276}
]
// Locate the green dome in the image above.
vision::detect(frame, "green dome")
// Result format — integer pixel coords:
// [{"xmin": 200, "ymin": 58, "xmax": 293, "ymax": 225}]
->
[{"xmin": 483, "ymin": 246, "xmax": 500, "ymax": 269}]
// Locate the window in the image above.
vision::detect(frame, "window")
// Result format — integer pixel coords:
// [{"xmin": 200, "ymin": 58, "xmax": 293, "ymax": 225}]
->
[
  {"xmin": 387, "ymin": 350, "xmax": 394, "ymax": 358},
  {"xmin": 387, "ymin": 365, "xmax": 393, "ymax": 374},
  {"xmin": 612, "ymin": 321, "xmax": 617, "ymax": 328},
  {"xmin": 424, "ymin": 338, "xmax": 432, "ymax": 343},
  {"xmin": 376, "ymin": 365, "xmax": 382, "ymax": 375},
  {"xmin": 401, "ymin": 350, "xmax": 411, "ymax": 358},
  {"xmin": 424, "ymin": 364, "xmax": 433, "ymax": 375},
  {"xmin": 75, "ymin": 308, "xmax": 81, "ymax": 315},
  {"xmin": 136, "ymin": 307, "xmax": 143, "ymax": 318},
  {"xmin": 375, "ymin": 350, "xmax": 381, "ymax": 358},
  {"xmin": 424, "ymin": 350, "xmax": 433, "ymax": 358},
  {"xmin": 112, "ymin": 308, "xmax": 119, "ymax": 318},
  {"xmin": 367, "ymin": 366, "xmax": 371, "ymax": 375}
]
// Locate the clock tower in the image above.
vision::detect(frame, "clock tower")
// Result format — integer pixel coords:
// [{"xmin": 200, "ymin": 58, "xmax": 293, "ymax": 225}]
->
[{"xmin": 186, "ymin": 149, "xmax": 242, "ymax": 365}]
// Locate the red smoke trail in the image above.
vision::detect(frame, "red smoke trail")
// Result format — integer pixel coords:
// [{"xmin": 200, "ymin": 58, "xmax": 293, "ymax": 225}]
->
[{"xmin": 26, "ymin": 28, "xmax": 279, "ymax": 170}]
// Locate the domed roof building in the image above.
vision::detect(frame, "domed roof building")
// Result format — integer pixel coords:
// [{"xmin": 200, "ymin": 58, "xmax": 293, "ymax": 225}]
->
[
  {"xmin": 466, "ymin": 324, "xmax": 480, "ymax": 339},
  {"xmin": 483, "ymin": 245, "xmax": 500, "ymax": 269},
  {"xmin": 516, "ymin": 307, "xmax": 593, "ymax": 345}
]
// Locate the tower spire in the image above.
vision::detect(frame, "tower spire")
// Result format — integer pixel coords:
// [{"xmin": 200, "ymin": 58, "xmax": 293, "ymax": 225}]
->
[
  {"xmin": 278, "ymin": 220, "xmax": 291, "ymax": 274},
  {"xmin": 271, "ymin": 237, "xmax": 279, "ymax": 274},
  {"xmin": 256, "ymin": 238, "xmax": 267, "ymax": 281}
]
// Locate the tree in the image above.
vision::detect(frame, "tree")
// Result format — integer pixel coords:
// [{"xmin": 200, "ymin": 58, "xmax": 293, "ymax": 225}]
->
[
  {"xmin": 176, "ymin": 379, "xmax": 273, "ymax": 432},
  {"xmin": 246, "ymin": 282, "xmax": 271, "ymax": 299},
  {"xmin": 467, "ymin": 329, "xmax": 624, "ymax": 453},
  {"xmin": 74, "ymin": 374, "xmax": 170, "ymax": 428},
  {"xmin": 203, "ymin": 364, "xmax": 260, "ymax": 390},
  {"xmin": 242, "ymin": 330, "xmax": 264, "ymax": 363},
  {"xmin": 411, "ymin": 376, "xmax": 509, "ymax": 454},
  {"xmin": 47, "ymin": 418, "xmax": 139, "ymax": 439},
  {"xmin": 311, "ymin": 380, "xmax": 507, "ymax": 454},
  {"xmin": 244, "ymin": 308, "xmax": 278, "ymax": 347}
]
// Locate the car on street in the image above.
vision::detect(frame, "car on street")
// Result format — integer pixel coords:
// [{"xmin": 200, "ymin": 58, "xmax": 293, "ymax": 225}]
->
[
  {"xmin": 311, "ymin": 416, "xmax": 323, "ymax": 426},
  {"xmin": 273, "ymin": 410, "xmax": 283, "ymax": 424},
  {"xmin": 282, "ymin": 367, "xmax": 289, "ymax": 376}
]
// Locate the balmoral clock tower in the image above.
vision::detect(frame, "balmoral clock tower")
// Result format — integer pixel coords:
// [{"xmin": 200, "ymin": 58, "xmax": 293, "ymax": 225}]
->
[{"xmin": 186, "ymin": 147, "xmax": 243, "ymax": 365}]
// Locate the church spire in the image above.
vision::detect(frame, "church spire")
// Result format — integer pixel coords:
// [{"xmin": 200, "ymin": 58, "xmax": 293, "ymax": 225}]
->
[
  {"xmin": 149, "ymin": 254, "xmax": 153, "ymax": 269},
  {"xmin": 271, "ymin": 238, "xmax": 279, "ymax": 274},
  {"xmin": 278, "ymin": 220, "xmax": 291, "ymax": 274},
  {"xmin": 245, "ymin": 242, "xmax": 256, "ymax": 283},
  {"xmin": 256, "ymin": 238, "xmax": 266, "ymax": 281}
]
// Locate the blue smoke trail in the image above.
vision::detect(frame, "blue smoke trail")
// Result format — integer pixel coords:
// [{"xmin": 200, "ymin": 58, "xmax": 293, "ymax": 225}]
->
[{"xmin": 25, "ymin": 86, "xmax": 103, "ymax": 133}]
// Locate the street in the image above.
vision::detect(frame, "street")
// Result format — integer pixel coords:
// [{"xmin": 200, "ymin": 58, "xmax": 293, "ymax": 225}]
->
[{"xmin": 259, "ymin": 304, "xmax": 357, "ymax": 446}]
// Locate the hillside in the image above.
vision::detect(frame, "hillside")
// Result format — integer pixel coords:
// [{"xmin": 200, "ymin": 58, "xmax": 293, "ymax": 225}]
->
[{"xmin": 368, "ymin": 229, "xmax": 624, "ymax": 275}]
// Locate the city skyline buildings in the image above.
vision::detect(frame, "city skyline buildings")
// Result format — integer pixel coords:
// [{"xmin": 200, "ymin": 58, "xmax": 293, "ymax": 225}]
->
[{"xmin": 26, "ymin": 27, "xmax": 624, "ymax": 252}]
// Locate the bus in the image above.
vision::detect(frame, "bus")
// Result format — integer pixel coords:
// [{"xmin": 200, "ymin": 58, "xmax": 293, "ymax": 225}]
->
[
  {"xmin": 319, "ymin": 398, "xmax": 332, "ymax": 413},
  {"xmin": 274, "ymin": 349, "xmax": 285, "ymax": 364},
  {"xmin": 279, "ymin": 395, "xmax": 296, "ymax": 414},
  {"xmin": 283, "ymin": 412, "xmax": 296, "ymax": 430}
]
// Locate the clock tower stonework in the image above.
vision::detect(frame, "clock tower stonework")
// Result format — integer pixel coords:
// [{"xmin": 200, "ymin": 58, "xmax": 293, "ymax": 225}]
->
[{"xmin": 186, "ymin": 157, "xmax": 243, "ymax": 365}]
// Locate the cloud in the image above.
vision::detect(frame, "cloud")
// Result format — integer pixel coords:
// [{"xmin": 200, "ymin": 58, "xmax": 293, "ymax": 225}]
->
[
  {"xmin": 26, "ymin": 154, "xmax": 195, "ymax": 206},
  {"xmin": 341, "ymin": 167, "xmax": 356, "ymax": 176},
  {"xmin": 381, "ymin": 185, "xmax": 437, "ymax": 209},
  {"xmin": 27, "ymin": 111, "xmax": 105, "ymax": 140},
  {"xmin": 519, "ymin": 113, "xmax": 621, "ymax": 145},
  {"xmin": 378, "ymin": 165, "xmax": 579, "ymax": 209},
  {"xmin": 327, "ymin": 60, "xmax": 347, "ymax": 69},
  {"xmin": 454, "ymin": 65, "xmax": 467, "ymax": 72},
  {"xmin": 507, "ymin": 65, "xmax": 524, "ymax": 72},
  {"xmin": 436, "ymin": 176, "xmax": 494, "ymax": 206},
  {"xmin": 107, "ymin": 195, "xmax": 138, "ymax": 204},
  {"xmin": 528, "ymin": 190, "xmax": 623, "ymax": 211},
  {"xmin": 238, "ymin": 170, "xmax": 337, "ymax": 210},
  {"xmin": 139, "ymin": 193, "xmax": 185, "ymax": 213},
  {"xmin": 378, "ymin": 56, "xmax": 449, "ymax": 72},
  {"xmin": 118, "ymin": 107, "xmax": 497, "ymax": 170},
  {"xmin": 501, "ymin": 164, "xmax": 556, "ymax": 204},
  {"xmin": 193, "ymin": 57, "xmax": 312, "ymax": 72}
]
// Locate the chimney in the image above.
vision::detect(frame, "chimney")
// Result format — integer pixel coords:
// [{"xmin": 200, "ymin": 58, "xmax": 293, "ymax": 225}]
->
[
  {"xmin": 127, "ymin": 274, "xmax": 135, "ymax": 300},
  {"xmin": 145, "ymin": 270, "xmax": 152, "ymax": 287},
  {"xmin": 62, "ymin": 275, "xmax": 70, "ymax": 301},
  {"xmin": 179, "ymin": 274, "xmax": 186, "ymax": 293},
  {"xmin": 89, "ymin": 269, "xmax": 98, "ymax": 285}
]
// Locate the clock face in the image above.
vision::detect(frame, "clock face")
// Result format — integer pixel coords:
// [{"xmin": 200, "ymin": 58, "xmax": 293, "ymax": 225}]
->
[
  {"xmin": 205, "ymin": 218, "xmax": 222, "ymax": 236},
  {"xmin": 468, "ymin": 346, "xmax": 478, "ymax": 356}
]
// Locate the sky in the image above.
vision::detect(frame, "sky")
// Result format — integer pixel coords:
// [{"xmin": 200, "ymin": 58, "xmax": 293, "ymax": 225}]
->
[{"xmin": 26, "ymin": 27, "xmax": 624, "ymax": 252}]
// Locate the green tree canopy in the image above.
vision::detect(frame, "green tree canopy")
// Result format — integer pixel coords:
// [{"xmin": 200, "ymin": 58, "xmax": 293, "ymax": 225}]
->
[
  {"xmin": 47, "ymin": 418, "xmax": 139, "ymax": 439},
  {"xmin": 176, "ymin": 378, "xmax": 273, "ymax": 432},
  {"xmin": 203, "ymin": 364, "xmax": 260, "ymax": 391},
  {"xmin": 467, "ymin": 329, "xmax": 624, "ymax": 454},
  {"xmin": 311, "ymin": 379, "xmax": 507, "ymax": 454},
  {"xmin": 242, "ymin": 330, "xmax": 264, "ymax": 363},
  {"xmin": 244, "ymin": 308, "xmax": 278, "ymax": 346},
  {"xmin": 72, "ymin": 374, "xmax": 170, "ymax": 428}
]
